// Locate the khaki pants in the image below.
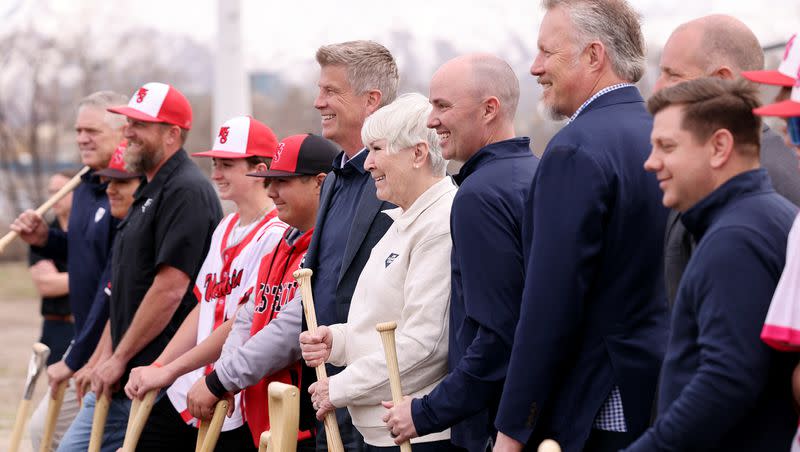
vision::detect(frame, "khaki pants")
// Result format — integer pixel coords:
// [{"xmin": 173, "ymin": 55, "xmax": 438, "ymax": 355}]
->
[{"xmin": 29, "ymin": 381, "xmax": 80, "ymax": 452}]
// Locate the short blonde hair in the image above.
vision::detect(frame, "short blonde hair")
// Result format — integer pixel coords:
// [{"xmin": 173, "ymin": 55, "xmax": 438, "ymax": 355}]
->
[{"xmin": 316, "ymin": 40, "xmax": 399, "ymax": 107}]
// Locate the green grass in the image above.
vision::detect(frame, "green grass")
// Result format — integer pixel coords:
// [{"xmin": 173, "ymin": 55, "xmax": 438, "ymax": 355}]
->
[{"xmin": 0, "ymin": 260, "xmax": 37, "ymax": 300}]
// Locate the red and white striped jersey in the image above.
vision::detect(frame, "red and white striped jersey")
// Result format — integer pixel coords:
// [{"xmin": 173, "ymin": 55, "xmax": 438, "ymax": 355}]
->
[{"xmin": 167, "ymin": 210, "xmax": 288, "ymax": 431}]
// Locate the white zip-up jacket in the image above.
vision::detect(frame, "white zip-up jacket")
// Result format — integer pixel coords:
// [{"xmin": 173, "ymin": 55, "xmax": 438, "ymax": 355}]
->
[{"xmin": 327, "ymin": 177, "xmax": 457, "ymax": 447}]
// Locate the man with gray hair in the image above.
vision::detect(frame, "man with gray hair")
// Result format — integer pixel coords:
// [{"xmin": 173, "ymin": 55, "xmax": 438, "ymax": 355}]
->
[
  {"xmin": 656, "ymin": 14, "xmax": 800, "ymax": 307},
  {"xmin": 382, "ymin": 53, "xmax": 539, "ymax": 452},
  {"xmin": 302, "ymin": 40, "xmax": 399, "ymax": 450},
  {"xmin": 494, "ymin": 1, "xmax": 668, "ymax": 451},
  {"xmin": 10, "ymin": 90, "xmax": 127, "ymax": 451}
]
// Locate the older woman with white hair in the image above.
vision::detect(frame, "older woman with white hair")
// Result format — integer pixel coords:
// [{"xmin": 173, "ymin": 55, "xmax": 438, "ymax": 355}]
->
[{"xmin": 300, "ymin": 92, "xmax": 459, "ymax": 451}]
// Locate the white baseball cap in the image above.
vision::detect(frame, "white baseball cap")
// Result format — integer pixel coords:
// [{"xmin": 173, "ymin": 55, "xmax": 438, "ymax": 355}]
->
[
  {"xmin": 742, "ymin": 33, "xmax": 800, "ymax": 87},
  {"xmin": 194, "ymin": 116, "xmax": 279, "ymax": 159},
  {"xmin": 108, "ymin": 82, "xmax": 193, "ymax": 129}
]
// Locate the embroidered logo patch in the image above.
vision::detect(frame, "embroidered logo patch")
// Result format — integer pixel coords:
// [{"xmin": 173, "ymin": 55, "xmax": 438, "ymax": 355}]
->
[
  {"xmin": 141, "ymin": 198, "xmax": 153, "ymax": 213},
  {"xmin": 385, "ymin": 253, "xmax": 399, "ymax": 268},
  {"xmin": 94, "ymin": 207, "xmax": 106, "ymax": 223},
  {"xmin": 136, "ymin": 87, "xmax": 148, "ymax": 103},
  {"xmin": 218, "ymin": 126, "xmax": 230, "ymax": 144},
  {"xmin": 273, "ymin": 142, "xmax": 285, "ymax": 163}
]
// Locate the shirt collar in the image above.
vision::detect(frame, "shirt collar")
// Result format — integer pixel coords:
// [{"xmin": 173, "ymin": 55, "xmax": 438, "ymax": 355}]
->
[
  {"xmin": 332, "ymin": 148, "xmax": 368, "ymax": 176},
  {"xmin": 568, "ymin": 83, "xmax": 635, "ymax": 124},
  {"xmin": 453, "ymin": 137, "xmax": 532, "ymax": 186},
  {"xmin": 681, "ymin": 168, "xmax": 773, "ymax": 240},
  {"xmin": 383, "ymin": 176, "xmax": 457, "ymax": 230},
  {"xmin": 134, "ymin": 148, "xmax": 189, "ymax": 200},
  {"xmin": 83, "ymin": 168, "xmax": 109, "ymax": 194}
]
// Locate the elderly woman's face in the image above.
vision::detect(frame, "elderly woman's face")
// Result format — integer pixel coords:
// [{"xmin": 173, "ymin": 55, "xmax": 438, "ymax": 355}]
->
[{"xmin": 364, "ymin": 138, "xmax": 416, "ymax": 208}]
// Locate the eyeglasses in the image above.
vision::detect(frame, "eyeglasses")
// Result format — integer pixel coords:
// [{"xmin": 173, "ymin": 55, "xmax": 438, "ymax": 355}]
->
[{"xmin": 789, "ymin": 116, "xmax": 800, "ymax": 146}]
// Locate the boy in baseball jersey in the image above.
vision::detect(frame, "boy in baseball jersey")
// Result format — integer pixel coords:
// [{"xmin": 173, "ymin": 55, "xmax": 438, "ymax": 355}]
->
[
  {"xmin": 186, "ymin": 133, "xmax": 339, "ymax": 448},
  {"xmin": 125, "ymin": 116, "xmax": 287, "ymax": 450}
]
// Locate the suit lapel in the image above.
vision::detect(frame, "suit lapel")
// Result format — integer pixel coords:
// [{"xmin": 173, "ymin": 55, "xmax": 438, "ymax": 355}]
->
[
  {"xmin": 339, "ymin": 178, "xmax": 384, "ymax": 283},
  {"xmin": 305, "ymin": 171, "xmax": 337, "ymax": 271}
]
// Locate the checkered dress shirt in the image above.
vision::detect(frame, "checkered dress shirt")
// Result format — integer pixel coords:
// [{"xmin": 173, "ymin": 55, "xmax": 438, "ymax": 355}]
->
[{"xmin": 567, "ymin": 83, "xmax": 635, "ymax": 124}]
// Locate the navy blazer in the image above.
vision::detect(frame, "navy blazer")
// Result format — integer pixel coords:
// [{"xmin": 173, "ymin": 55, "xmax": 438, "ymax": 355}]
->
[
  {"xmin": 495, "ymin": 87, "xmax": 669, "ymax": 451},
  {"xmin": 299, "ymin": 161, "xmax": 394, "ymax": 431},
  {"xmin": 303, "ymin": 169, "xmax": 394, "ymax": 324}
]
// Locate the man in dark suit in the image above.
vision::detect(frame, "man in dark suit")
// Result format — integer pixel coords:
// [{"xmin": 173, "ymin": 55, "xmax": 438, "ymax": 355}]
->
[
  {"xmin": 655, "ymin": 15, "xmax": 800, "ymax": 306},
  {"xmin": 303, "ymin": 40, "xmax": 399, "ymax": 451},
  {"xmin": 494, "ymin": 1, "xmax": 668, "ymax": 451}
]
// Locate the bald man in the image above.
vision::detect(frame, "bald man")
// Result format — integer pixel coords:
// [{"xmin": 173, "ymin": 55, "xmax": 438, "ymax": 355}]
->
[
  {"xmin": 382, "ymin": 54, "xmax": 539, "ymax": 452},
  {"xmin": 657, "ymin": 14, "xmax": 800, "ymax": 306}
]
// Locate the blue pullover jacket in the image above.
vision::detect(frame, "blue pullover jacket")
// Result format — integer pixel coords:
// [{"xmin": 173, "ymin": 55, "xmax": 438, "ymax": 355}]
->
[
  {"xmin": 411, "ymin": 138, "xmax": 539, "ymax": 451},
  {"xmin": 625, "ymin": 169, "xmax": 798, "ymax": 452},
  {"xmin": 34, "ymin": 170, "xmax": 116, "ymax": 369}
]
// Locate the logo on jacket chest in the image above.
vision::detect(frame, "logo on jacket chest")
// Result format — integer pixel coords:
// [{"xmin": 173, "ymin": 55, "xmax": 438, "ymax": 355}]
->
[
  {"xmin": 254, "ymin": 281, "xmax": 298, "ymax": 315},
  {"xmin": 94, "ymin": 207, "xmax": 106, "ymax": 223},
  {"xmin": 385, "ymin": 253, "xmax": 399, "ymax": 268},
  {"xmin": 141, "ymin": 198, "xmax": 153, "ymax": 213},
  {"xmin": 203, "ymin": 269, "xmax": 244, "ymax": 302}
]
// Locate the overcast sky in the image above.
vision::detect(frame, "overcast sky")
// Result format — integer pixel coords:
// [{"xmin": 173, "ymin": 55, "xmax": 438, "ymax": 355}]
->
[{"xmin": 2, "ymin": 0, "xmax": 797, "ymax": 75}]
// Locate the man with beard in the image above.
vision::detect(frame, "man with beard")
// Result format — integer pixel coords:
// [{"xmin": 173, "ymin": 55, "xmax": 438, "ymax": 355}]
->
[
  {"xmin": 56, "ymin": 82, "xmax": 221, "ymax": 451},
  {"xmin": 11, "ymin": 91, "xmax": 126, "ymax": 451},
  {"xmin": 494, "ymin": 1, "xmax": 668, "ymax": 451}
]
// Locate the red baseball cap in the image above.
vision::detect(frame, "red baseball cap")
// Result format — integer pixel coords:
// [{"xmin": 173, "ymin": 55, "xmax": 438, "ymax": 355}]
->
[
  {"xmin": 108, "ymin": 82, "xmax": 193, "ymax": 129},
  {"xmin": 753, "ymin": 81, "xmax": 800, "ymax": 117},
  {"xmin": 194, "ymin": 116, "xmax": 278, "ymax": 159},
  {"xmin": 248, "ymin": 134, "xmax": 339, "ymax": 177},
  {"xmin": 95, "ymin": 141, "xmax": 142, "ymax": 179},
  {"xmin": 742, "ymin": 33, "xmax": 800, "ymax": 87}
]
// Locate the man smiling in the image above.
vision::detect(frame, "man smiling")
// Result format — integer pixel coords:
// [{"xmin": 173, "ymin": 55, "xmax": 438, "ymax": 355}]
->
[
  {"xmin": 11, "ymin": 91, "xmax": 127, "ymax": 451},
  {"xmin": 624, "ymin": 77, "xmax": 798, "ymax": 452},
  {"xmin": 382, "ymin": 53, "xmax": 538, "ymax": 452},
  {"xmin": 495, "ymin": 1, "xmax": 668, "ymax": 450},
  {"xmin": 298, "ymin": 40, "xmax": 399, "ymax": 451},
  {"xmin": 56, "ymin": 82, "xmax": 221, "ymax": 451}
]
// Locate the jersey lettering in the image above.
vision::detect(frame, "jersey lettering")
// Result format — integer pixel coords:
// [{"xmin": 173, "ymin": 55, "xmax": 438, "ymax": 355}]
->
[{"xmin": 203, "ymin": 268, "xmax": 244, "ymax": 301}]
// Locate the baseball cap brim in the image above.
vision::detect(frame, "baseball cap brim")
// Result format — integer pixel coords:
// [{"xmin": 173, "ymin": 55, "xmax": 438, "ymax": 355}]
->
[
  {"xmin": 107, "ymin": 105, "xmax": 163, "ymax": 123},
  {"xmin": 753, "ymin": 100, "xmax": 800, "ymax": 117},
  {"xmin": 247, "ymin": 169, "xmax": 307, "ymax": 178},
  {"xmin": 741, "ymin": 70, "xmax": 796, "ymax": 87},
  {"xmin": 193, "ymin": 150, "xmax": 254, "ymax": 159},
  {"xmin": 95, "ymin": 168, "xmax": 141, "ymax": 179}
]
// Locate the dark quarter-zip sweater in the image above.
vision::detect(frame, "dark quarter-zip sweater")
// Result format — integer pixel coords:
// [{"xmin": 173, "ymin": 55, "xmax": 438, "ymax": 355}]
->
[{"xmin": 625, "ymin": 169, "xmax": 799, "ymax": 452}]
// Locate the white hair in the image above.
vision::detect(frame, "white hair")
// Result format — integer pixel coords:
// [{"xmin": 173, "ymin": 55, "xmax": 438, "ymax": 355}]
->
[{"xmin": 361, "ymin": 93, "xmax": 446, "ymax": 176}]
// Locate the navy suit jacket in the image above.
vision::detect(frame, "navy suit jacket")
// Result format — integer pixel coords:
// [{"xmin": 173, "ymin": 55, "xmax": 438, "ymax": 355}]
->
[
  {"xmin": 303, "ymin": 170, "xmax": 394, "ymax": 324},
  {"xmin": 495, "ymin": 87, "xmax": 669, "ymax": 451},
  {"xmin": 299, "ymin": 165, "xmax": 394, "ymax": 431}
]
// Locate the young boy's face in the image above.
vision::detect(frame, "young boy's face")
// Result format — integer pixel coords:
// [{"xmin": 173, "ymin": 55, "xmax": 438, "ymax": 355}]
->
[
  {"xmin": 106, "ymin": 177, "xmax": 141, "ymax": 219},
  {"xmin": 266, "ymin": 175, "xmax": 321, "ymax": 231}
]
